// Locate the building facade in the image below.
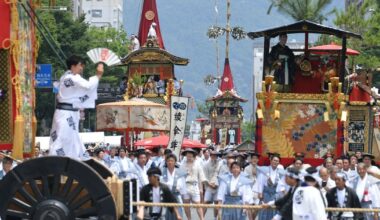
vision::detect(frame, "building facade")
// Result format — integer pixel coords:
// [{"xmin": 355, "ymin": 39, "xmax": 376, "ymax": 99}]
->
[{"xmin": 81, "ymin": 0, "xmax": 123, "ymax": 29}]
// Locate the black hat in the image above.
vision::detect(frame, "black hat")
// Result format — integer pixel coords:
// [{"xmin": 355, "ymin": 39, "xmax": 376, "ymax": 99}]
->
[
  {"xmin": 226, "ymin": 151, "xmax": 240, "ymax": 158},
  {"xmin": 362, "ymin": 153, "xmax": 375, "ymax": 159},
  {"xmin": 147, "ymin": 167, "xmax": 162, "ymax": 177},
  {"xmin": 247, "ymin": 151, "xmax": 260, "ymax": 158},
  {"xmin": 210, "ymin": 150, "xmax": 222, "ymax": 157},
  {"xmin": 181, "ymin": 148, "xmax": 197, "ymax": 156}
]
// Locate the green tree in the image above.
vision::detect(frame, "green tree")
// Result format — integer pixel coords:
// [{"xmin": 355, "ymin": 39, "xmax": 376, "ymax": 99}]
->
[
  {"xmin": 241, "ymin": 120, "xmax": 255, "ymax": 142},
  {"xmin": 334, "ymin": 0, "xmax": 380, "ymax": 68},
  {"xmin": 35, "ymin": 1, "xmax": 130, "ymax": 135},
  {"xmin": 267, "ymin": 0, "xmax": 334, "ymax": 23},
  {"xmin": 196, "ymin": 101, "xmax": 213, "ymax": 118}
]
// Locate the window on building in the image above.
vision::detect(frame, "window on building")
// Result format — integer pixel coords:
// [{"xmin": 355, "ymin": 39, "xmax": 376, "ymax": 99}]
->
[{"xmin": 91, "ymin": 9, "xmax": 102, "ymax": 18}]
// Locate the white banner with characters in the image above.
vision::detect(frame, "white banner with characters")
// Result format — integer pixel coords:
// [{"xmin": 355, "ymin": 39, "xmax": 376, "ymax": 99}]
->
[{"xmin": 167, "ymin": 96, "xmax": 189, "ymax": 157}]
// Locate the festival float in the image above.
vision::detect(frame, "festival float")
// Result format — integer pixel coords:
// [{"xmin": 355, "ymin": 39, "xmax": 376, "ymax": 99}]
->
[
  {"xmin": 0, "ymin": 0, "xmax": 189, "ymax": 219},
  {"xmin": 206, "ymin": 0, "xmax": 247, "ymax": 149},
  {"xmin": 0, "ymin": 0, "xmax": 38, "ymax": 159},
  {"xmin": 96, "ymin": 0, "xmax": 189, "ymax": 149},
  {"xmin": 248, "ymin": 20, "xmax": 379, "ymax": 165}
]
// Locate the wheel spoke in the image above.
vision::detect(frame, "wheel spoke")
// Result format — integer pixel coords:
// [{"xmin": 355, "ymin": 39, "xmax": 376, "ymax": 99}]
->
[
  {"xmin": 18, "ymin": 185, "xmax": 38, "ymax": 206},
  {"xmin": 70, "ymin": 194, "xmax": 92, "ymax": 210},
  {"xmin": 60, "ymin": 176, "xmax": 74, "ymax": 198},
  {"xmin": 11, "ymin": 197, "xmax": 32, "ymax": 212},
  {"xmin": 52, "ymin": 174, "xmax": 61, "ymax": 196},
  {"xmin": 74, "ymin": 206, "xmax": 97, "ymax": 217},
  {"xmin": 42, "ymin": 175, "xmax": 51, "ymax": 197},
  {"xmin": 6, "ymin": 209, "xmax": 31, "ymax": 218},
  {"xmin": 29, "ymin": 179, "xmax": 43, "ymax": 201},
  {"xmin": 66, "ymin": 184, "xmax": 84, "ymax": 204}
]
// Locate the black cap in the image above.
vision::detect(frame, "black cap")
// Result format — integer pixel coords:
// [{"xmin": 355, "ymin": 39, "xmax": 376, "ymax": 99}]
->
[
  {"xmin": 247, "ymin": 151, "xmax": 260, "ymax": 158},
  {"xmin": 210, "ymin": 150, "xmax": 222, "ymax": 157}
]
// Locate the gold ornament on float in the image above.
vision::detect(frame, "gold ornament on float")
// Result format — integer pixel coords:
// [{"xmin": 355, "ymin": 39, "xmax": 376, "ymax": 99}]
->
[{"xmin": 145, "ymin": 10, "xmax": 155, "ymax": 20}]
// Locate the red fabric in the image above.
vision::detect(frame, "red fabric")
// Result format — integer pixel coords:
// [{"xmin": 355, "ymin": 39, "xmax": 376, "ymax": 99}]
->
[
  {"xmin": 220, "ymin": 58, "xmax": 234, "ymax": 92},
  {"xmin": 138, "ymin": 0, "xmax": 165, "ymax": 49},
  {"xmin": 255, "ymin": 117, "xmax": 262, "ymax": 155},
  {"xmin": 134, "ymin": 135, "xmax": 207, "ymax": 149},
  {"xmin": 0, "ymin": 2, "xmax": 12, "ymax": 150},
  {"xmin": 213, "ymin": 128, "xmax": 217, "ymax": 144},
  {"xmin": 336, "ymin": 120, "xmax": 343, "ymax": 157},
  {"xmin": 0, "ymin": 2, "xmax": 10, "ymax": 49},
  {"xmin": 309, "ymin": 42, "xmax": 360, "ymax": 56},
  {"xmin": 349, "ymin": 84, "xmax": 371, "ymax": 103},
  {"xmin": 292, "ymin": 61, "xmax": 324, "ymax": 93}
]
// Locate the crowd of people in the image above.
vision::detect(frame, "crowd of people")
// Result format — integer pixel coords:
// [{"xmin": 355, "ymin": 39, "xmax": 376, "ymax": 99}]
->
[{"xmin": 1, "ymin": 145, "xmax": 380, "ymax": 220}]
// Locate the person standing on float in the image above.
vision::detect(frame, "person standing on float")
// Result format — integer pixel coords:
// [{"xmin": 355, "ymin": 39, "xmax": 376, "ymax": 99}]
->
[{"xmin": 49, "ymin": 55, "xmax": 103, "ymax": 160}]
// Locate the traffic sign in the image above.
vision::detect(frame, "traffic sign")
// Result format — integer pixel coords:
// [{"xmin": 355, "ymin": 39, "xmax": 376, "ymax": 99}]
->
[{"xmin": 36, "ymin": 64, "xmax": 52, "ymax": 88}]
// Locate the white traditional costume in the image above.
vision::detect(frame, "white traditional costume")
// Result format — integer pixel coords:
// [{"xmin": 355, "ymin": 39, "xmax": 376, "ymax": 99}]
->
[
  {"xmin": 160, "ymin": 166, "xmax": 187, "ymax": 220},
  {"xmin": 293, "ymin": 185, "xmax": 327, "ymax": 220},
  {"xmin": 352, "ymin": 173, "xmax": 380, "ymax": 220},
  {"xmin": 217, "ymin": 172, "xmax": 253, "ymax": 220},
  {"xmin": 49, "ymin": 70, "xmax": 99, "ymax": 160},
  {"xmin": 257, "ymin": 165, "xmax": 285, "ymax": 220}
]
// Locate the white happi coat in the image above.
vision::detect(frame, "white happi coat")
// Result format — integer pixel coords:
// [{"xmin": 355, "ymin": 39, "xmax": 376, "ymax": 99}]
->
[
  {"xmin": 49, "ymin": 71, "xmax": 99, "ymax": 160},
  {"xmin": 293, "ymin": 185, "xmax": 327, "ymax": 220}
]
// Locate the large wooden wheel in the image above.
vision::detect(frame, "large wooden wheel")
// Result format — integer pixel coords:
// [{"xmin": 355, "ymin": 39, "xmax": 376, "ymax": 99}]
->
[{"xmin": 0, "ymin": 156, "xmax": 117, "ymax": 220}]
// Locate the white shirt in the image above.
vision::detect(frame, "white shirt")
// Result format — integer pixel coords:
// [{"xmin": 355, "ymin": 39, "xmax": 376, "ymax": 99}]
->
[
  {"xmin": 152, "ymin": 187, "xmax": 161, "ymax": 213},
  {"xmin": 166, "ymin": 169, "xmax": 175, "ymax": 188},
  {"xmin": 217, "ymin": 174, "xmax": 253, "ymax": 204},
  {"xmin": 337, "ymin": 188, "xmax": 346, "ymax": 207},
  {"xmin": 119, "ymin": 157, "xmax": 131, "ymax": 171},
  {"xmin": 134, "ymin": 163, "xmax": 149, "ymax": 188},
  {"xmin": 356, "ymin": 174, "xmax": 367, "ymax": 201},
  {"xmin": 230, "ymin": 175, "xmax": 240, "ymax": 194},
  {"xmin": 57, "ymin": 71, "xmax": 99, "ymax": 108}
]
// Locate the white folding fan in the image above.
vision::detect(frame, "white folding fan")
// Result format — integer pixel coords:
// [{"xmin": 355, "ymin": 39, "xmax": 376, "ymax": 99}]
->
[{"xmin": 86, "ymin": 48, "xmax": 121, "ymax": 66}]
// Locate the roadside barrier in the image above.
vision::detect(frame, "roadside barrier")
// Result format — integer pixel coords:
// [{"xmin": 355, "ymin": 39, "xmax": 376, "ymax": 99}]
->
[{"xmin": 132, "ymin": 201, "xmax": 380, "ymax": 213}]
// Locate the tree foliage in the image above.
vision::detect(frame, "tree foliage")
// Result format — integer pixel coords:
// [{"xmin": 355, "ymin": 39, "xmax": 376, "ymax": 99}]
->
[
  {"xmin": 267, "ymin": 0, "xmax": 334, "ymax": 23},
  {"xmin": 196, "ymin": 101, "xmax": 213, "ymax": 118},
  {"xmin": 34, "ymin": 1, "xmax": 130, "ymax": 135},
  {"xmin": 334, "ymin": 0, "xmax": 380, "ymax": 68},
  {"xmin": 241, "ymin": 120, "xmax": 255, "ymax": 142}
]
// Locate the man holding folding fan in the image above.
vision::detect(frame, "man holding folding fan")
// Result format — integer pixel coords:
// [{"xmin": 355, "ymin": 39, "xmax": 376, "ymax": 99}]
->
[{"xmin": 49, "ymin": 55, "xmax": 103, "ymax": 160}]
